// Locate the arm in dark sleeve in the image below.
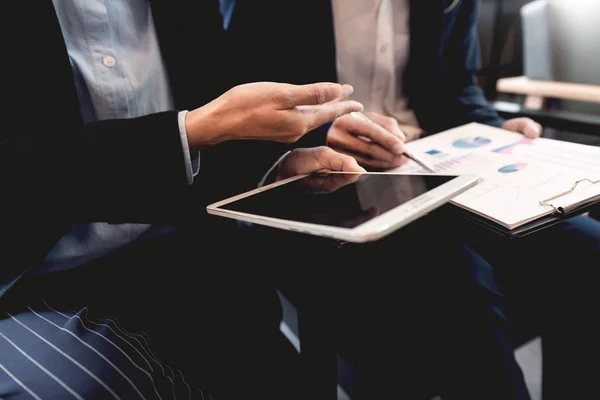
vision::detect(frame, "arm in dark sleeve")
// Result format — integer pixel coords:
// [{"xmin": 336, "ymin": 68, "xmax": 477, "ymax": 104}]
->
[
  {"xmin": 0, "ymin": 112, "xmax": 197, "ymax": 224},
  {"xmin": 442, "ymin": 0, "xmax": 505, "ymax": 128}
]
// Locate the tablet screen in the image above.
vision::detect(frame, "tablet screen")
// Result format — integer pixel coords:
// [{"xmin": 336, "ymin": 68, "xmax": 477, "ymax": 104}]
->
[{"xmin": 219, "ymin": 173, "xmax": 456, "ymax": 229}]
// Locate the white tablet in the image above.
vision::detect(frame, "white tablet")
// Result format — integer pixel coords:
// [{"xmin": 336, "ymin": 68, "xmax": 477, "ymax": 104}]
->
[{"xmin": 207, "ymin": 172, "xmax": 479, "ymax": 243}]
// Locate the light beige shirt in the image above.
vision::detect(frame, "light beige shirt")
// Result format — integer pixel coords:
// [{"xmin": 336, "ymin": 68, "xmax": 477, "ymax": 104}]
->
[{"xmin": 331, "ymin": 0, "xmax": 424, "ymax": 140}]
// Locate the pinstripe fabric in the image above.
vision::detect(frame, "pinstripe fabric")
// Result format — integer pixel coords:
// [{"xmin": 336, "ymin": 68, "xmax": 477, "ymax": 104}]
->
[
  {"xmin": 0, "ymin": 300, "xmax": 211, "ymax": 400},
  {"xmin": 0, "ymin": 230, "xmax": 294, "ymax": 400}
]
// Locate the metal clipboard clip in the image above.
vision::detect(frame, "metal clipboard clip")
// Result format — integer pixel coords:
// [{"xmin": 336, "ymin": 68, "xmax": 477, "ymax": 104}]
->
[{"xmin": 539, "ymin": 178, "xmax": 600, "ymax": 214}]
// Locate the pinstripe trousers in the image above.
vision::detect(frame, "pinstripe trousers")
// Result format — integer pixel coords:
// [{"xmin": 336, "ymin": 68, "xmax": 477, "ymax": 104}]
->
[
  {"xmin": 0, "ymin": 228, "xmax": 299, "ymax": 400},
  {"xmin": 0, "ymin": 300, "xmax": 208, "ymax": 400}
]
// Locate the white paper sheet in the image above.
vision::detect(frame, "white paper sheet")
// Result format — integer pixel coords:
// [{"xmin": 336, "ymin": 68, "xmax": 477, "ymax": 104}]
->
[{"xmin": 389, "ymin": 123, "xmax": 600, "ymax": 229}]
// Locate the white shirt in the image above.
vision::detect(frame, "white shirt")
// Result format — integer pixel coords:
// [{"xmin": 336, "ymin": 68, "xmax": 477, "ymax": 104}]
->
[
  {"xmin": 331, "ymin": 0, "xmax": 424, "ymax": 139},
  {"xmin": 39, "ymin": 0, "xmax": 199, "ymax": 274}
]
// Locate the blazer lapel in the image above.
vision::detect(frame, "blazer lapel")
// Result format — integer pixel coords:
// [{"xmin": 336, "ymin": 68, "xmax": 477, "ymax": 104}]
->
[
  {"xmin": 405, "ymin": 0, "xmax": 446, "ymax": 132},
  {"xmin": 407, "ymin": 0, "xmax": 445, "ymax": 85}
]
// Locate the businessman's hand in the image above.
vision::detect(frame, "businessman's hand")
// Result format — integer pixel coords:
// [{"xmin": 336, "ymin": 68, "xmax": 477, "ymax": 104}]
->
[
  {"xmin": 276, "ymin": 146, "xmax": 365, "ymax": 183},
  {"xmin": 501, "ymin": 118, "xmax": 543, "ymax": 139},
  {"xmin": 185, "ymin": 82, "xmax": 363, "ymax": 150},
  {"xmin": 298, "ymin": 172, "xmax": 364, "ymax": 194},
  {"xmin": 326, "ymin": 111, "xmax": 408, "ymax": 170}
]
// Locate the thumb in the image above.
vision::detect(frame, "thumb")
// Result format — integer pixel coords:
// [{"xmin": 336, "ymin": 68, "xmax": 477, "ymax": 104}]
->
[
  {"xmin": 502, "ymin": 118, "xmax": 543, "ymax": 139},
  {"xmin": 522, "ymin": 122, "xmax": 543, "ymax": 139},
  {"xmin": 341, "ymin": 156, "xmax": 366, "ymax": 173},
  {"xmin": 317, "ymin": 147, "xmax": 365, "ymax": 172},
  {"xmin": 283, "ymin": 83, "xmax": 354, "ymax": 108}
]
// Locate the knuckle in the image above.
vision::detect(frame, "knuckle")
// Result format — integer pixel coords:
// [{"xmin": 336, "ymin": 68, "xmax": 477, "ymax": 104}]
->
[
  {"xmin": 289, "ymin": 118, "xmax": 307, "ymax": 135},
  {"xmin": 318, "ymin": 147, "xmax": 335, "ymax": 162},
  {"xmin": 315, "ymin": 146, "xmax": 331, "ymax": 157},
  {"xmin": 283, "ymin": 135, "xmax": 298, "ymax": 144},
  {"xmin": 312, "ymin": 87, "xmax": 326, "ymax": 105},
  {"xmin": 223, "ymin": 86, "xmax": 238, "ymax": 100},
  {"xmin": 384, "ymin": 117, "xmax": 398, "ymax": 130},
  {"xmin": 387, "ymin": 134, "xmax": 399, "ymax": 145},
  {"xmin": 280, "ymin": 88, "xmax": 294, "ymax": 107},
  {"xmin": 332, "ymin": 115, "xmax": 346, "ymax": 128},
  {"xmin": 367, "ymin": 142, "xmax": 379, "ymax": 156},
  {"xmin": 331, "ymin": 104, "xmax": 344, "ymax": 118}
]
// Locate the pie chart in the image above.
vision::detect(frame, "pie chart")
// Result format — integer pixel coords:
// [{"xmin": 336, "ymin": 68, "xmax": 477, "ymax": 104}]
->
[
  {"xmin": 452, "ymin": 136, "xmax": 492, "ymax": 149},
  {"xmin": 498, "ymin": 162, "xmax": 528, "ymax": 173}
]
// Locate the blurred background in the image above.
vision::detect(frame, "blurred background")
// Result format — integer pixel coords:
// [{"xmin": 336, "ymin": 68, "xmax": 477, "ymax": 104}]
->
[{"xmin": 477, "ymin": 0, "xmax": 600, "ymax": 147}]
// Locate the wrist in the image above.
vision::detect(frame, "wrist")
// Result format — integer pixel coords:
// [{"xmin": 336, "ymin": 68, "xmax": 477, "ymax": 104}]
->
[{"xmin": 185, "ymin": 102, "xmax": 228, "ymax": 151}]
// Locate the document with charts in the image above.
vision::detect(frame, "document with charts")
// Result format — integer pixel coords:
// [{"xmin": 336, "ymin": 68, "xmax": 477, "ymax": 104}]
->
[{"xmin": 389, "ymin": 123, "xmax": 600, "ymax": 229}]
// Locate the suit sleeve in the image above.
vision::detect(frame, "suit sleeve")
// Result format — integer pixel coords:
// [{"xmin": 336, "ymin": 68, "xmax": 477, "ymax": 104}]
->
[
  {"xmin": 0, "ymin": 112, "xmax": 198, "ymax": 224},
  {"xmin": 442, "ymin": 0, "xmax": 505, "ymax": 128}
]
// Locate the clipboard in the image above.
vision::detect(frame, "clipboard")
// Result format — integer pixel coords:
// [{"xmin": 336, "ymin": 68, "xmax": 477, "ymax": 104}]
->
[
  {"xmin": 539, "ymin": 178, "xmax": 600, "ymax": 215},
  {"xmin": 447, "ymin": 177, "xmax": 600, "ymax": 238},
  {"xmin": 389, "ymin": 123, "xmax": 600, "ymax": 237}
]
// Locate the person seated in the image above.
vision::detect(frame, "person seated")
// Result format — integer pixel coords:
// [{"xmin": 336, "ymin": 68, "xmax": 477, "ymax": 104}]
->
[
  {"xmin": 225, "ymin": 0, "xmax": 600, "ymax": 398},
  {"xmin": 0, "ymin": 1, "xmax": 364, "ymax": 399},
  {"xmin": 1, "ymin": 1, "xmax": 544, "ymax": 400}
]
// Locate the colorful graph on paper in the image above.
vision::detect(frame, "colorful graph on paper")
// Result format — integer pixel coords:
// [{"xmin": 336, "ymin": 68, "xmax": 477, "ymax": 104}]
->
[
  {"xmin": 390, "ymin": 122, "xmax": 600, "ymax": 228},
  {"xmin": 452, "ymin": 136, "xmax": 492, "ymax": 149},
  {"xmin": 498, "ymin": 163, "xmax": 528, "ymax": 174},
  {"xmin": 492, "ymin": 140, "xmax": 535, "ymax": 155},
  {"xmin": 425, "ymin": 149, "xmax": 448, "ymax": 158},
  {"xmin": 410, "ymin": 153, "xmax": 493, "ymax": 174}
]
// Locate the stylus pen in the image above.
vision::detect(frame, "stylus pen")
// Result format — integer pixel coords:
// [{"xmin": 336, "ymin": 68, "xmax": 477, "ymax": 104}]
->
[{"xmin": 350, "ymin": 112, "xmax": 437, "ymax": 173}]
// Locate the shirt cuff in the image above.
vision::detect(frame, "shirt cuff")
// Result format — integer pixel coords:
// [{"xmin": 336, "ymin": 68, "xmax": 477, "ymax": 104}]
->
[
  {"xmin": 178, "ymin": 110, "xmax": 201, "ymax": 185},
  {"xmin": 258, "ymin": 151, "xmax": 292, "ymax": 187}
]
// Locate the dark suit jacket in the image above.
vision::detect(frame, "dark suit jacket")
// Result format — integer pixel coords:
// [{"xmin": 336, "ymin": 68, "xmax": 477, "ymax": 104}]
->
[
  {"xmin": 0, "ymin": 1, "xmax": 286, "ymax": 300},
  {"xmin": 226, "ymin": 0, "xmax": 505, "ymax": 145}
]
